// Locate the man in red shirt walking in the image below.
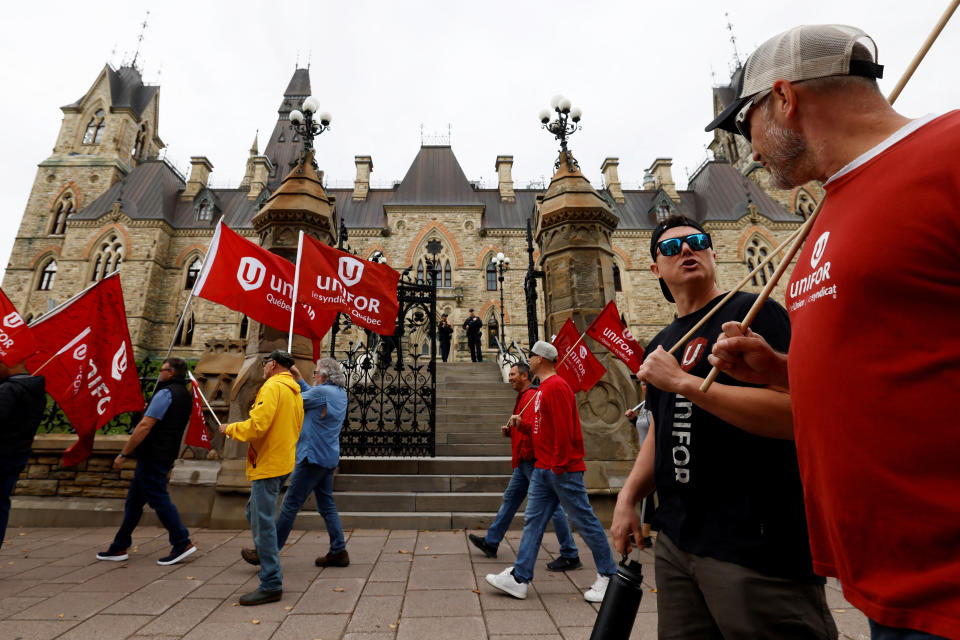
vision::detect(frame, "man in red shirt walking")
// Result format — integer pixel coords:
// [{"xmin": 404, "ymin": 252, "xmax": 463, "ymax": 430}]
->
[
  {"xmin": 469, "ymin": 362, "xmax": 580, "ymax": 571},
  {"xmin": 485, "ymin": 341, "xmax": 616, "ymax": 602},
  {"xmin": 706, "ymin": 24, "xmax": 960, "ymax": 639}
]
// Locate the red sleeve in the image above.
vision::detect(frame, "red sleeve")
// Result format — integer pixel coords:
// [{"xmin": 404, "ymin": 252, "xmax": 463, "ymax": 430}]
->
[{"xmin": 515, "ymin": 388, "xmax": 537, "ymax": 435}]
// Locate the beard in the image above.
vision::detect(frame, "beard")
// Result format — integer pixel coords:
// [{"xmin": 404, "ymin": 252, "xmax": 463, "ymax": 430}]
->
[{"xmin": 761, "ymin": 120, "xmax": 816, "ymax": 189}]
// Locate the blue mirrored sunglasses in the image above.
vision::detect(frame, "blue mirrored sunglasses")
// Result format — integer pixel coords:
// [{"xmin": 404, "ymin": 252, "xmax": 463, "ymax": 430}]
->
[{"xmin": 657, "ymin": 233, "xmax": 712, "ymax": 257}]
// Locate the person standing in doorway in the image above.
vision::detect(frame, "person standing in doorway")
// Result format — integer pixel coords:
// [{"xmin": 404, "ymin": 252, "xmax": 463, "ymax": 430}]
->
[{"xmin": 438, "ymin": 313, "xmax": 453, "ymax": 363}]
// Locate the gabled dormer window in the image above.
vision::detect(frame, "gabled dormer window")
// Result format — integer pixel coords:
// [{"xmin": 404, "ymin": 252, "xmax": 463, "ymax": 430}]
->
[
  {"xmin": 82, "ymin": 109, "xmax": 106, "ymax": 145},
  {"xmin": 197, "ymin": 201, "xmax": 214, "ymax": 221}
]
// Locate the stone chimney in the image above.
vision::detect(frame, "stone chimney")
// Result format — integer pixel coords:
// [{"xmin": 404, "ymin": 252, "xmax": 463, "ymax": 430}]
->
[
  {"xmin": 495, "ymin": 155, "xmax": 515, "ymax": 203},
  {"xmin": 181, "ymin": 156, "xmax": 214, "ymax": 200},
  {"xmin": 247, "ymin": 156, "xmax": 273, "ymax": 201},
  {"xmin": 600, "ymin": 157, "xmax": 625, "ymax": 203},
  {"xmin": 353, "ymin": 156, "xmax": 373, "ymax": 202},
  {"xmin": 647, "ymin": 157, "xmax": 680, "ymax": 203}
]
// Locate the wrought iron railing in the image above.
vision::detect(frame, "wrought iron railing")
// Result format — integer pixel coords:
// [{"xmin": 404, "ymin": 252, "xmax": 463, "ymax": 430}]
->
[{"xmin": 37, "ymin": 358, "xmax": 195, "ymax": 436}]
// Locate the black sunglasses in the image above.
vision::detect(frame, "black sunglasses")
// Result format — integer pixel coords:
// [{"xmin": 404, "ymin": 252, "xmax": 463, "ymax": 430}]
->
[{"xmin": 656, "ymin": 233, "xmax": 712, "ymax": 257}]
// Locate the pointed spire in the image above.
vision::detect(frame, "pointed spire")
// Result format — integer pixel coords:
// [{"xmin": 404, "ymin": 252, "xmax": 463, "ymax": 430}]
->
[{"xmin": 250, "ymin": 130, "xmax": 259, "ymax": 156}]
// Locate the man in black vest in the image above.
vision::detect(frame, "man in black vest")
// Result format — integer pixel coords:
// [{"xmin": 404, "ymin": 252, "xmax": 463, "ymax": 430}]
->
[
  {"xmin": 96, "ymin": 357, "xmax": 197, "ymax": 566},
  {"xmin": 462, "ymin": 309, "xmax": 483, "ymax": 362}
]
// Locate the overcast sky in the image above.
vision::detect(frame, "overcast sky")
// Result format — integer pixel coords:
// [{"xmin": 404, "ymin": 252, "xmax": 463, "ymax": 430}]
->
[{"xmin": 2, "ymin": 1, "xmax": 958, "ymax": 279}]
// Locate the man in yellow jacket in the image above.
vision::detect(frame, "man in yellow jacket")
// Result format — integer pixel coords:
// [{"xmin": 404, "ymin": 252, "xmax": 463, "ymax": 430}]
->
[{"xmin": 219, "ymin": 349, "xmax": 304, "ymax": 606}]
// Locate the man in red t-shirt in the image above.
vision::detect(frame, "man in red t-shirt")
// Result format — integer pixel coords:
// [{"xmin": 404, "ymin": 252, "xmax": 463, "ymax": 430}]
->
[
  {"xmin": 485, "ymin": 342, "xmax": 616, "ymax": 603},
  {"xmin": 707, "ymin": 24, "xmax": 960, "ymax": 639},
  {"xmin": 468, "ymin": 362, "xmax": 580, "ymax": 570}
]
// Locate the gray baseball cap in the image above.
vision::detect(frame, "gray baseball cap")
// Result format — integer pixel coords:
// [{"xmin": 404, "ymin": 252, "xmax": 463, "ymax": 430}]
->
[
  {"xmin": 706, "ymin": 24, "xmax": 883, "ymax": 135},
  {"xmin": 531, "ymin": 341, "xmax": 558, "ymax": 361}
]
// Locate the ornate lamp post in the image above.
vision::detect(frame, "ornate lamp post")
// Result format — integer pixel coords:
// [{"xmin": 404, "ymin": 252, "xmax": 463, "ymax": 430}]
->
[
  {"xmin": 289, "ymin": 96, "xmax": 332, "ymax": 171},
  {"xmin": 538, "ymin": 95, "xmax": 582, "ymax": 172},
  {"xmin": 492, "ymin": 252, "xmax": 510, "ymax": 347},
  {"xmin": 426, "ymin": 239, "xmax": 443, "ymax": 287}
]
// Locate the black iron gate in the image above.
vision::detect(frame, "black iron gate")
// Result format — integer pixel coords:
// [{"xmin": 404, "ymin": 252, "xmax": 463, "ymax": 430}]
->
[{"xmin": 334, "ymin": 268, "xmax": 437, "ymax": 457}]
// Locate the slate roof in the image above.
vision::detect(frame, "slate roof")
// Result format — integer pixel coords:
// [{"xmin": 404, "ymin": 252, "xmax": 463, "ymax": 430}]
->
[
  {"xmin": 387, "ymin": 146, "xmax": 482, "ymax": 206},
  {"xmin": 63, "ymin": 65, "xmax": 158, "ymax": 119},
  {"xmin": 263, "ymin": 68, "xmax": 312, "ymax": 189},
  {"xmin": 687, "ymin": 160, "xmax": 797, "ymax": 222}
]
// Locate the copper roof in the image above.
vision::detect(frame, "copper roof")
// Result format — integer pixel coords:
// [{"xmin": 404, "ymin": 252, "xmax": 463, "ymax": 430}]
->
[{"xmin": 387, "ymin": 146, "xmax": 482, "ymax": 206}]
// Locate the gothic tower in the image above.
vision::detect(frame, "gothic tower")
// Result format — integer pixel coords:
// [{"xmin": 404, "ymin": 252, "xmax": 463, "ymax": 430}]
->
[{"xmin": 3, "ymin": 63, "xmax": 162, "ymax": 319}]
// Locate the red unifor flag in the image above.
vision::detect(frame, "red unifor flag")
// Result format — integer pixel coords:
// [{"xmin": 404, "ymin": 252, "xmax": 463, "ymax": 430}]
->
[
  {"xmin": 26, "ymin": 274, "xmax": 145, "ymax": 466},
  {"xmin": 552, "ymin": 318, "xmax": 606, "ymax": 392},
  {"xmin": 296, "ymin": 232, "xmax": 400, "ymax": 335},
  {"xmin": 184, "ymin": 377, "xmax": 211, "ymax": 449},
  {"xmin": 191, "ymin": 221, "xmax": 337, "ymax": 357},
  {"xmin": 585, "ymin": 300, "xmax": 645, "ymax": 373},
  {"xmin": 0, "ymin": 288, "xmax": 37, "ymax": 366}
]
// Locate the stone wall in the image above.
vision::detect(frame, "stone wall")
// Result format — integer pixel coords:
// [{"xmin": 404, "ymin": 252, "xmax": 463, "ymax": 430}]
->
[{"xmin": 13, "ymin": 435, "xmax": 131, "ymax": 500}]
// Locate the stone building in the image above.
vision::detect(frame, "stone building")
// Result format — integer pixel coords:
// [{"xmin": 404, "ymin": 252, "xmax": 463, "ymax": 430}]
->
[{"xmin": 4, "ymin": 62, "xmax": 813, "ymax": 362}]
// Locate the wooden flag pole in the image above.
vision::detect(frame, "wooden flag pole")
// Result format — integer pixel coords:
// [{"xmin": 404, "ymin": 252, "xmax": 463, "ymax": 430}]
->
[{"xmin": 699, "ymin": 1, "xmax": 960, "ymax": 393}]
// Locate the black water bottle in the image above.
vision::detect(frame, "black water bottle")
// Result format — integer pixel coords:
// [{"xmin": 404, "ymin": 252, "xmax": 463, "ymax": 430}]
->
[{"xmin": 589, "ymin": 552, "xmax": 645, "ymax": 640}]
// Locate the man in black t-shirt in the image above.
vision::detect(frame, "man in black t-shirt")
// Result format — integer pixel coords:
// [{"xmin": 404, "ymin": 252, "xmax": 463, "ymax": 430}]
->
[
  {"xmin": 610, "ymin": 216, "xmax": 836, "ymax": 639},
  {"xmin": 96, "ymin": 357, "xmax": 196, "ymax": 567}
]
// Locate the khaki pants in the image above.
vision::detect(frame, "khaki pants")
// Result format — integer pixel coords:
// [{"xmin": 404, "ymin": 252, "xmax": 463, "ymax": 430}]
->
[{"xmin": 655, "ymin": 532, "xmax": 838, "ymax": 640}]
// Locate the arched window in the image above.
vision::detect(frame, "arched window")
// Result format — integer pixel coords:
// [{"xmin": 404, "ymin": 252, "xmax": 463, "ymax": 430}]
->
[
  {"xmin": 416, "ymin": 261, "xmax": 425, "ymax": 284},
  {"xmin": 239, "ymin": 315, "xmax": 249, "ymax": 339},
  {"xmin": 656, "ymin": 204, "xmax": 671, "ymax": 222},
  {"xmin": 38, "ymin": 259, "xmax": 57, "ymax": 291},
  {"xmin": 745, "ymin": 237, "xmax": 775, "ymax": 286},
  {"xmin": 49, "ymin": 193, "xmax": 74, "ymax": 234},
  {"xmin": 613, "ymin": 264, "xmax": 623, "ymax": 292},
  {"xmin": 486, "ymin": 312, "xmax": 500, "ymax": 349},
  {"xmin": 796, "ymin": 191, "xmax": 817, "ymax": 219},
  {"xmin": 486, "ymin": 262, "xmax": 497, "ymax": 291},
  {"xmin": 91, "ymin": 234, "xmax": 124, "ymax": 281},
  {"xmin": 443, "ymin": 260, "xmax": 451, "ymax": 288},
  {"xmin": 185, "ymin": 257, "xmax": 203, "ymax": 289},
  {"xmin": 82, "ymin": 109, "xmax": 106, "ymax": 145},
  {"xmin": 174, "ymin": 312, "xmax": 195, "ymax": 347},
  {"xmin": 132, "ymin": 123, "xmax": 148, "ymax": 159}
]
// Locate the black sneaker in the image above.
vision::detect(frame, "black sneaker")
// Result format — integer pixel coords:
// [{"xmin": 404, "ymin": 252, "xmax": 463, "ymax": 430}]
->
[
  {"xmin": 157, "ymin": 542, "xmax": 197, "ymax": 566},
  {"xmin": 468, "ymin": 533, "xmax": 498, "ymax": 558},
  {"xmin": 641, "ymin": 536, "xmax": 654, "ymax": 548},
  {"xmin": 96, "ymin": 547, "xmax": 129, "ymax": 562},
  {"xmin": 546, "ymin": 555, "xmax": 582, "ymax": 572}
]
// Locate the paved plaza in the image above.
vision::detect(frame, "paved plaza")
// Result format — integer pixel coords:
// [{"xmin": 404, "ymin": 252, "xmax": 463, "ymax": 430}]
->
[{"xmin": 0, "ymin": 526, "xmax": 869, "ymax": 640}]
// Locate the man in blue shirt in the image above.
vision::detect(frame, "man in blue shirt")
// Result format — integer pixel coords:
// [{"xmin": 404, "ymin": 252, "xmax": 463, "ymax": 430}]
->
[
  {"xmin": 243, "ymin": 357, "xmax": 350, "ymax": 568},
  {"xmin": 97, "ymin": 357, "xmax": 196, "ymax": 566}
]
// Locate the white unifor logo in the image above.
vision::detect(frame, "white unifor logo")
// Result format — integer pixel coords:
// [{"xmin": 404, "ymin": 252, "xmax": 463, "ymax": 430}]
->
[
  {"xmin": 237, "ymin": 257, "xmax": 267, "ymax": 291},
  {"xmin": 579, "ymin": 345, "xmax": 588, "ymax": 359},
  {"xmin": 305, "ymin": 305, "xmax": 316, "ymax": 320},
  {"xmin": 810, "ymin": 232, "xmax": 830, "ymax": 269},
  {"xmin": 622, "ymin": 327, "xmax": 634, "ymax": 342},
  {"xmin": 2, "ymin": 312, "xmax": 23, "ymax": 329},
  {"xmin": 111, "ymin": 344, "xmax": 128, "ymax": 381},
  {"xmin": 338, "ymin": 256, "xmax": 365, "ymax": 287}
]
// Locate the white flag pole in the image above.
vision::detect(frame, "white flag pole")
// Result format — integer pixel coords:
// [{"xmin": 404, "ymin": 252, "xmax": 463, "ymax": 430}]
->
[
  {"xmin": 288, "ymin": 230, "xmax": 305, "ymax": 353},
  {"xmin": 188, "ymin": 371, "xmax": 221, "ymax": 427}
]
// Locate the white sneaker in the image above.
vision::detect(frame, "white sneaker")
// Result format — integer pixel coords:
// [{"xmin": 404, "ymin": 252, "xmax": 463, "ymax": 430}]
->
[
  {"xmin": 584, "ymin": 574, "xmax": 610, "ymax": 603},
  {"xmin": 485, "ymin": 566, "xmax": 528, "ymax": 599}
]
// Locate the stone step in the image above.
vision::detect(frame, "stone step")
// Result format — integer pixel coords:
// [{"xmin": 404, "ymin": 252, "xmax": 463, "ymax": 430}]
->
[
  {"xmin": 435, "ymin": 422, "xmax": 506, "ymax": 434},
  {"xmin": 445, "ymin": 432, "xmax": 510, "ymax": 444},
  {"xmin": 333, "ymin": 491, "xmax": 512, "ymax": 513},
  {"xmin": 435, "ymin": 414, "xmax": 515, "ymax": 425},
  {"xmin": 298, "ymin": 511, "xmax": 526, "ymax": 531},
  {"xmin": 435, "ymin": 443, "xmax": 512, "ymax": 456},
  {"xmin": 334, "ymin": 473, "xmax": 511, "ymax": 493},
  {"xmin": 338, "ymin": 456, "xmax": 512, "ymax": 476},
  {"xmin": 437, "ymin": 382, "xmax": 512, "ymax": 391}
]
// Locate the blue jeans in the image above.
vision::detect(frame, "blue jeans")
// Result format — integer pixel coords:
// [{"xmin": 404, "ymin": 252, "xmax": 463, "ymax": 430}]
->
[
  {"xmin": 112, "ymin": 458, "xmax": 190, "ymax": 550},
  {"xmin": 275, "ymin": 461, "xmax": 346, "ymax": 553},
  {"xmin": 485, "ymin": 461, "xmax": 578, "ymax": 559},
  {"xmin": 869, "ymin": 620, "xmax": 947, "ymax": 639},
  {"xmin": 247, "ymin": 474, "xmax": 289, "ymax": 592},
  {"xmin": 514, "ymin": 468, "xmax": 617, "ymax": 582},
  {"xmin": 0, "ymin": 453, "xmax": 29, "ymax": 549}
]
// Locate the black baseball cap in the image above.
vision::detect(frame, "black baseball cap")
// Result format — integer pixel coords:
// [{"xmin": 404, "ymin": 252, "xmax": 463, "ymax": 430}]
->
[
  {"xmin": 650, "ymin": 216, "xmax": 708, "ymax": 303},
  {"xmin": 264, "ymin": 349, "xmax": 295, "ymax": 368}
]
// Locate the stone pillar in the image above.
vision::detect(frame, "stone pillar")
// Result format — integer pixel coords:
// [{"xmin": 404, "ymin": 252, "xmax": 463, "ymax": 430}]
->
[
  {"xmin": 181, "ymin": 156, "xmax": 214, "ymax": 200},
  {"xmin": 535, "ymin": 151, "xmax": 640, "ymax": 507},
  {"xmin": 207, "ymin": 150, "xmax": 338, "ymax": 527},
  {"xmin": 353, "ymin": 155, "xmax": 372, "ymax": 202},
  {"xmin": 495, "ymin": 155, "xmax": 515, "ymax": 203}
]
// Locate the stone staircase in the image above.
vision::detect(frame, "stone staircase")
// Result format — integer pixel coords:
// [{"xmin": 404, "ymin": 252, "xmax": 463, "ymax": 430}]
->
[{"xmin": 300, "ymin": 361, "xmax": 524, "ymax": 530}]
